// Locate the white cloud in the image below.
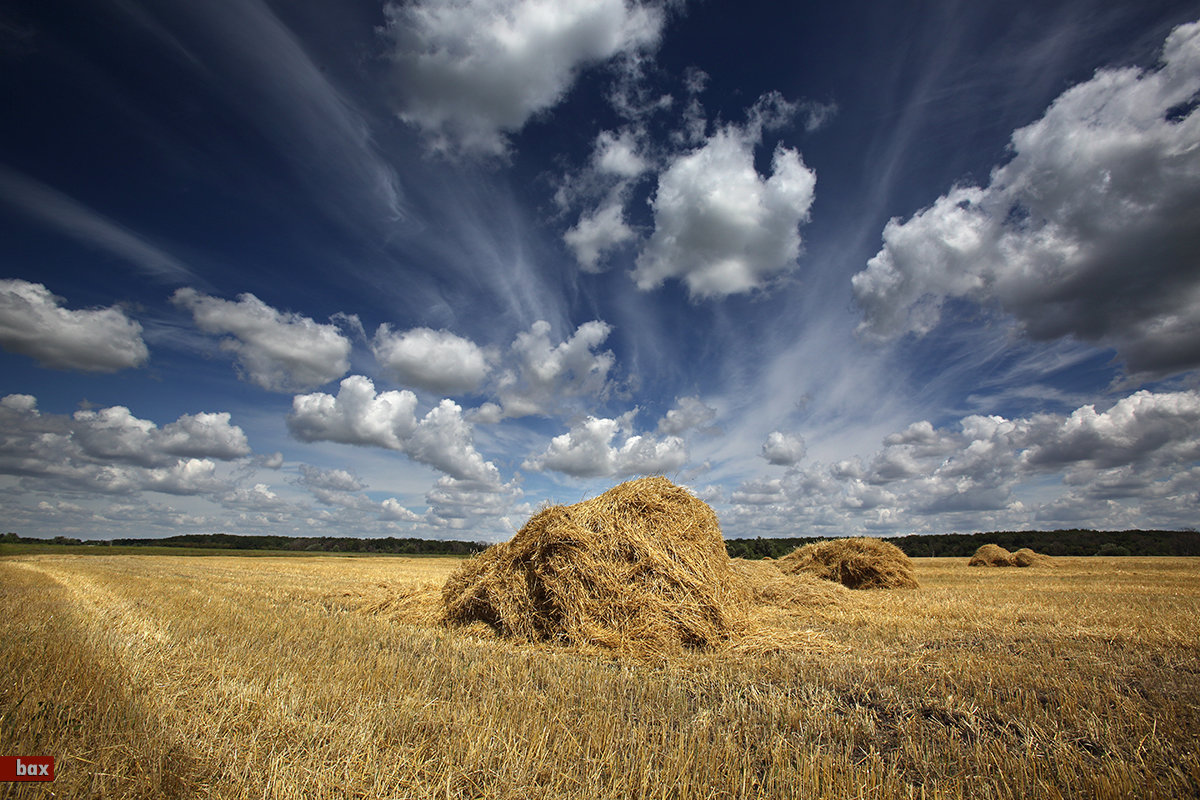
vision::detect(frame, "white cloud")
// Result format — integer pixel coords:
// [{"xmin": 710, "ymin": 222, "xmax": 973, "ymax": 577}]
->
[
  {"xmin": 172, "ymin": 288, "xmax": 351, "ymax": 392},
  {"xmin": 423, "ymin": 475, "xmax": 524, "ymax": 535},
  {"xmin": 593, "ymin": 128, "xmax": 647, "ymax": 177},
  {"xmin": 380, "ymin": 0, "xmax": 664, "ymax": 155},
  {"xmin": 296, "ymin": 463, "xmax": 378, "ymax": 510},
  {"xmin": 372, "ymin": 325, "xmax": 490, "ymax": 394},
  {"xmin": 563, "ymin": 198, "xmax": 636, "ymax": 272},
  {"xmin": 142, "ymin": 459, "xmax": 228, "ymax": 496},
  {"xmin": 0, "ymin": 279, "xmax": 148, "ymax": 372},
  {"xmin": 287, "ymin": 375, "xmax": 500, "ymax": 484},
  {"xmin": 719, "ymin": 388, "xmax": 1200, "ymax": 537},
  {"xmin": 523, "ymin": 412, "xmax": 687, "ymax": 477},
  {"xmin": 657, "ymin": 396, "xmax": 717, "ymax": 435},
  {"xmin": 380, "ymin": 497, "xmax": 421, "ymax": 522},
  {"xmin": 222, "ymin": 482, "xmax": 290, "ymax": 511},
  {"xmin": 72, "ymin": 407, "xmax": 250, "ymax": 467},
  {"xmin": 1021, "ymin": 390, "xmax": 1200, "ymax": 470},
  {"xmin": 0, "ymin": 394, "xmax": 246, "ymax": 497},
  {"xmin": 853, "ymin": 20, "xmax": 1200, "ymax": 375},
  {"xmin": 635, "ymin": 124, "xmax": 817, "ymax": 298},
  {"xmin": 297, "ymin": 463, "xmax": 365, "ymax": 492},
  {"xmin": 157, "ymin": 412, "xmax": 254, "ymax": 461},
  {"xmin": 761, "ymin": 431, "xmax": 806, "ymax": 465},
  {"xmin": 494, "ymin": 320, "xmax": 616, "ymax": 417}
]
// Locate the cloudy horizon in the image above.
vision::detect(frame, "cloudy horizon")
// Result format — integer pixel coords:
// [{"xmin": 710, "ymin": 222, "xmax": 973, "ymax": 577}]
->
[{"xmin": 1, "ymin": 0, "xmax": 1198, "ymax": 541}]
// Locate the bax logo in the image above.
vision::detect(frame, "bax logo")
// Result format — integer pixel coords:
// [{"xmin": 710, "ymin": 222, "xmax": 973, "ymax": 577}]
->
[{"xmin": 0, "ymin": 757, "xmax": 55, "ymax": 781}]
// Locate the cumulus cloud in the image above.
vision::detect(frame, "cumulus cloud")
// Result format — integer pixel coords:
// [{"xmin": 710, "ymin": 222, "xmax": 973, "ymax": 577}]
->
[
  {"xmin": 0, "ymin": 394, "xmax": 247, "ymax": 496},
  {"xmin": 494, "ymin": 320, "xmax": 616, "ymax": 417},
  {"xmin": 380, "ymin": 497, "xmax": 422, "ymax": 522},
  {"xmin": 221, "ymin": 482, "xmax": 290, "ymax": 511},
  {"xmin": 423, "ymin": 474, "xmax": 524, "ymax": 533},
  {"xmin": 372, "ymin": 325, "xmax": 490, "ymax": 394},
  {"xmin": 523, "ymin": 412, "xmax": 687, "ymax": 478},
  {"xmin": 721, "ymin": 388, "xmax": 1200, "ymax": 537},
  {"xmin": 853, "ymin": 20, "xmax": 1200, "ymax": 375},
  {"xmin": 72, "ymin": 407, "xmax": 251, "ymax": 467},
  {"xmin": 563, "ymin": 198, "xmax": 636, "ymax": 272},
  {"xmin": 761, "ymin": 431, "xmax": 806, "ymax": 465},
  {"xmin": 635, "ymin": 123, "xmax": 817, "ymax": 298},
  {"xmin": 593, "ymin": 128, "xmax": 648, "ymax": 177},
  {"xmin": 295, "ymin": 463, "xmax": 380, "ymax": 510},
  {"xmin": 0, "ymin": 279, "xmax": 148, "ymax": 372},
  {"xmin": 381, "ymin": 0, "xmax": 664, "ymax": 155},
  {"xmin": 173, "ymin": 288, "xmax": 351, "ymax": 391},
  {"xmin": 657, "ymin": 396, "xmax": 717, "ymax": 435},
  {"xmin": 287, "ymin": 375, "xmax": 500, "ymax": 483}
]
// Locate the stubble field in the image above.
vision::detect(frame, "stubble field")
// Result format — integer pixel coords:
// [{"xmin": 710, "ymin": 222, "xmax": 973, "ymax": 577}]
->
[{"xmin": 1, "ymin": 553, "xmax": 1198, "ymax": 799}]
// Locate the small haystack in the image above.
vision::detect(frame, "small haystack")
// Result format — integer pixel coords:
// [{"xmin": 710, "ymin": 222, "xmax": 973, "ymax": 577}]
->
[
  {"xmin": 776, "ymin": 537, "xmax": 919, "ymax": 589},
  {"xmin": 968, "ymin": 543, "xmax": 1015, "ymax": 567},
  {"xmin": 441, "ymin": 477, "xmax": 749, "ymax": 654},
  {"xmin": 1012, "ymin": 547, "xmax": 1053, "ymax": 567}
]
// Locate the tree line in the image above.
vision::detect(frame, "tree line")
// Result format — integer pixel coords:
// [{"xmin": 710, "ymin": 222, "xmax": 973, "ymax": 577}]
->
[
  {"xmin": 4, "ymin": 528, "xmax": 1198, "ymax": 558},
  {"xmin": 1, "ymin": 531, "xmax": 486, "ymax": 555}
]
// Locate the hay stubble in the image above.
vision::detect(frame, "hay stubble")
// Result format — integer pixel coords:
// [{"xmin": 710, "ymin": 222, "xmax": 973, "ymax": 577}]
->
[{"xmin": 2, "ymin": 554, "xmax": 1198, "ymax": 799}]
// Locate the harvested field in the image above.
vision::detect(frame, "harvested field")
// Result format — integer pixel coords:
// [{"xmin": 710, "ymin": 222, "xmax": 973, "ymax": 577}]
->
[{"xmin": 2, "ymin": 553, "xmax": 1199, "ymax": 799}]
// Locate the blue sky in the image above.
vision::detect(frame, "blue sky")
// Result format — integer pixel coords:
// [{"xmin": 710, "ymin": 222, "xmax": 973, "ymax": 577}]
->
[{"xmin": 2, "ymin": 0, "xmax": 1198, "ymax": 541}]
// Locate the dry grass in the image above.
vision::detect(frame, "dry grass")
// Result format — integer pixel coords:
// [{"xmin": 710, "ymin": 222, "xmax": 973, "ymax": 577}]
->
[
  {"xmin": 777, "ymin": 537, "xmax": 919, "ymax": 589},
  {"xmin": 2, "ymin": 553, "xmax": 1199, "ymax": 799}
]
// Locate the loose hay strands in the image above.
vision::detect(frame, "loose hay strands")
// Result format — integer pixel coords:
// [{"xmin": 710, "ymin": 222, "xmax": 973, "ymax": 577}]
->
[
  {"xmin": 729, "ymin": 558, "xmax": 851, "ymax": 608},
  {"xmin": 442, "ymin": 477, "xmax": 753, "ymax": 656},
  {"xmin": 776, "ymin": 537, "xmax": 919, "ymax": 589},
  {"xmin": 968, "ymin": 543, "xmax": 1015, "ymax": 567},
  {"xmin": 334, "ymin": 581, "xmax": 443, "ymax": 624}
]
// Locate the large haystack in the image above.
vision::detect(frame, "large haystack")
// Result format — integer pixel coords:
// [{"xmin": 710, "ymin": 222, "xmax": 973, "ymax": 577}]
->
[
  {"xmin": 1012, "ymin": 547, "xmax": 1052, "ymax": 567},
  {"xmin": 776, "ymin": 537, "xmax": 918, "ymax": 589},
  {"xmin": 441, "ymin": 477, "xmax": 748, "ymax": 654},
  {"xmin": 968, "ymin": 543, "xmax": 1015, "ymax": 567}
]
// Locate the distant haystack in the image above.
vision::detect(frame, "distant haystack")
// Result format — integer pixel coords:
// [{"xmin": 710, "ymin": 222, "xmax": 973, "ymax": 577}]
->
[
  {"xmin": 1012, "ymin": 547, "xmax": 1053, "ymax": 567},
  {"xmin": 776, "ymin": 537, "xmax": 919, "ymax": 589},
  {"xmin": 441, "ymin": 477, "xmax": 749, "ymax": 655},
  {"xmin": 968, "ymin": 543, "xmax": 1015, "ymax": 567}
]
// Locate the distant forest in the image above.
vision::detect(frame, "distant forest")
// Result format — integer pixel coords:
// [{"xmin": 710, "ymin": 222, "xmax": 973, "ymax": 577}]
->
[
  {"xmin": 725, "ymin": 529, "xmax": 1200, "ymax": 559},
  {"xmin": 4, "ymin": 529, "xmax": 1198, "ymax": 558}
]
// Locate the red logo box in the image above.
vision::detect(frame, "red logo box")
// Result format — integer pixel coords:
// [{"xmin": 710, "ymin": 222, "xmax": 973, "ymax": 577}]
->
[{"xmin": 0, "ymin": 757, "xmax": 55, "ymax": 781}]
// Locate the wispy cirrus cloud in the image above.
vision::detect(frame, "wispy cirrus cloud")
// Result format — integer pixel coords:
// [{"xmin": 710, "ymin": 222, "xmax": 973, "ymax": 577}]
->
[
  {"xmin": 115, "ymin": 0, "xmax": 407, "ymax": 235},
  {"xmin": 0, "ymin": 165, "xmax": 195, "ymax": 282}
]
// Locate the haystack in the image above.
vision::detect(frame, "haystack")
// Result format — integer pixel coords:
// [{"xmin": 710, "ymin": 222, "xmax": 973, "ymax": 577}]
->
[
  {"xmin": 1012, "ymin": 547, "xmax": 1052, "ymax": 567},
  {"xmin": 441, "ymin": 477, "xmax": 748, "ymax": 654},
  {"xmin": 776, "ymin": 537, "xmax": 918, "ymax": 589},
  {"xmin": 730, "ymin": 558, "xmax": 850, "ymax": 608},
  {"xmin": 968, "ymin": 543, "xmax": 1015, "ymax": 567}
]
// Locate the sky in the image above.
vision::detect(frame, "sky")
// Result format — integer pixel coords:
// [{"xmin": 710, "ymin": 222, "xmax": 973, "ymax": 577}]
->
[{"xmin": 1, "ymin": 0, "xmax": 1198, "ymax": 542}]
